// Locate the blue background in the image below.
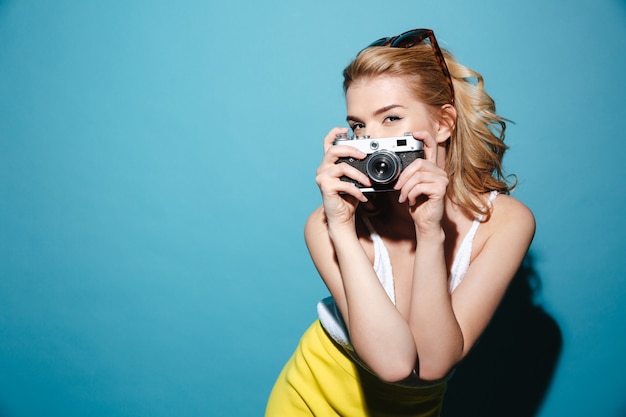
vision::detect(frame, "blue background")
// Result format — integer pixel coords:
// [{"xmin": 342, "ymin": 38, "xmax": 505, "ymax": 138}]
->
[{"xmin": 1, "ymin": 1, "xmax": 625, "ymax": 416}]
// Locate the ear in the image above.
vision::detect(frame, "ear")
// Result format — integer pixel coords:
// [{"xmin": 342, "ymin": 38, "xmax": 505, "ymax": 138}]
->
[{"xmin": 435, "ymin": 104, "xmax": 457, "ymax": 143}]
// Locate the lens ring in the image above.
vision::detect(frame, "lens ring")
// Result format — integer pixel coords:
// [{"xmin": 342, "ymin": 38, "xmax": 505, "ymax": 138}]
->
[{"xmin": 366, "ymin": 150, "xmax": 401, "ymax": 185}]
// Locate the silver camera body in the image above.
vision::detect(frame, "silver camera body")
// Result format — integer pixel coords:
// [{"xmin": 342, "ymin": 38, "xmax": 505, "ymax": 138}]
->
[{"xmin": 334, "ymin": 132, "xmax": 424, "ymax": 192}]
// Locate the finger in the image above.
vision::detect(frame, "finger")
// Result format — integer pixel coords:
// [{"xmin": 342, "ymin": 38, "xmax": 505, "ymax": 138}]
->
[
  {"xmin": 394, "ymin": 158, "xmax": 444, "ymax": 191},
  {"xmin": 336, "ymin": 183, "xmax": 369, "ymax": 203},
  {"xmin": 323, "ymin": 143, "xmax": 368, "ymax": 165},
  {"xmin": 411, "ymin": 130, "xmax": 437, "ymax": 163},
  {"xmin": 317, "ymin": 162, "xmax": 372, "ymax": 190},
  {"xmin": 396, "ymin": 170, "xmax": 448, "ymax": 204},
  {"xmin": 317, "ymin": 173, "xmax": 369, "ymax": 203},
  {"xmin": 323, "ymin": 127, "xmax": 350, "ymax": 153},
  {"xmin": 404, "ymin": 182, "xmax": 447, "ymax": 206},
  {"xmin": 395, "ymin": 158, "xmax": 424, "ymax": 189}
]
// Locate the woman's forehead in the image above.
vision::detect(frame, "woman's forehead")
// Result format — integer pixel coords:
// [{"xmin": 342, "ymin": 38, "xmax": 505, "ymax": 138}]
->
[{"xmin": 346, "ymin": 76, "xmax": 418, "ymax": 109}]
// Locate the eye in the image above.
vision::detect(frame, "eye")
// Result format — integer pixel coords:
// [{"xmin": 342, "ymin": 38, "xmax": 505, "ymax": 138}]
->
[
  {"xmin": 350, "ymin": 122, "xmax": 365, "ymax": 132},
  {"xmin": 383, "ymin": 115, "xmax": 402, "ymax": 124}
]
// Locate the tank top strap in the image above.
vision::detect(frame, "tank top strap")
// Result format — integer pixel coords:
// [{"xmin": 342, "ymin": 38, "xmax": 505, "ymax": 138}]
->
[{"xmin": 448, "ymin": 191, "xmax": 498, "ymax": 293}]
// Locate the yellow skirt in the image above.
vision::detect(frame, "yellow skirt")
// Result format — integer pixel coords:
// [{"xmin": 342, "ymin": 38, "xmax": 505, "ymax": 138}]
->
[{"xmin": 265, "ymin": 320, "xmax": 446, "ymax": 417}]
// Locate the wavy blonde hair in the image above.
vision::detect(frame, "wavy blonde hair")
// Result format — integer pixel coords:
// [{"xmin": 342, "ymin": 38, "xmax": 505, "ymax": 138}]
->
[{"xmin": 343, "ymin": 45, "xmax": 514, "ymax": 220}]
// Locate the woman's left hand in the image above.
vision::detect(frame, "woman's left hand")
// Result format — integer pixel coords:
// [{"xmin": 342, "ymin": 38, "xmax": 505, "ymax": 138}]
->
[{"xmin": 393, "ymin": 131, "xmax": 449, "ymax": 234}]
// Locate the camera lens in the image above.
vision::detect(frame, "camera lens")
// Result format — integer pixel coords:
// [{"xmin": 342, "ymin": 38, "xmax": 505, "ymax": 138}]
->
[{"xmin": 366, "ymin": 150, "xmax": 401, "ymax": 185}]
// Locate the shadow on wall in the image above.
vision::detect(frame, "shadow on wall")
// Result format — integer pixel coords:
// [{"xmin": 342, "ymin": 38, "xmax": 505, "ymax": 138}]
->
[{"xmin": 442, "ymin": 253, "xmax": 562, "ymax": 417}]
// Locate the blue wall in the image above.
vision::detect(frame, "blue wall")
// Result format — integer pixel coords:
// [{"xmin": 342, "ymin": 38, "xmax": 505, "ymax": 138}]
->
[{"xmin": 1, "ymin": 1, "xmax": 624, "ymax": 416}]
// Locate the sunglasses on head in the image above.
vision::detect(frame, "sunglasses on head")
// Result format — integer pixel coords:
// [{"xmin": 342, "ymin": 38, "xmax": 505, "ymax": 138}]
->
[{"xmin": 363, "ymin": 28, "xmax": 455, "ymax": 105}]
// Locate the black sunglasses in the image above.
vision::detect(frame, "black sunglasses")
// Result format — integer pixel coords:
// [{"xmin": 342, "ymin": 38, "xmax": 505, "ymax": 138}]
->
[{"xmin": 363, "ymin": 28, "xmax": 455, "ymax": 105}]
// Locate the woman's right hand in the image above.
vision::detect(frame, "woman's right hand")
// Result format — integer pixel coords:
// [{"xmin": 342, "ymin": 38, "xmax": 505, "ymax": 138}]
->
[{"xmin": 315, "ymin": 127, "xmax": 372, "ymax": 227}]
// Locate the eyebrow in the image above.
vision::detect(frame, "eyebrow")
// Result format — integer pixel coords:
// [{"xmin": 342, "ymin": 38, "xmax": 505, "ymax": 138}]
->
[{"xmin": 346, "ymin": 104, "xmax": 406, "ymax": 123}]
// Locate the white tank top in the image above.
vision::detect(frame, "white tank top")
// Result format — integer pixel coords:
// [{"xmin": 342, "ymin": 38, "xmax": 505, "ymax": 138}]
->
[{"xmin": 318, "ymin": 191, "xmax": 498, "ymax": 345}]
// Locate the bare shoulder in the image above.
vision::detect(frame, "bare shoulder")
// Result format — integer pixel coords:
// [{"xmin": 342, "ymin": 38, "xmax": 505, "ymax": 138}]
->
[
  {"xmin": 304, "ymin": 206, "xmax": 327, "ymax": 237},
  {"xmin": 303, "ymin": 206, "xmax": 342, "ymax": 287},
  {"xmin": 304, "ymin": 206, "xmax": 334, "ymax": 252},
  {"xmin": 490, "ymin": 193, "xmax": 536, "ymax": 242}
]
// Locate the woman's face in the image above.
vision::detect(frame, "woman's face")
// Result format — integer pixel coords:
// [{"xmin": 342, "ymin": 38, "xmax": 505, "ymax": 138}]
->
[{"xmin": 345, "ymin": 75, "xmax": 438, "ymax": 140}]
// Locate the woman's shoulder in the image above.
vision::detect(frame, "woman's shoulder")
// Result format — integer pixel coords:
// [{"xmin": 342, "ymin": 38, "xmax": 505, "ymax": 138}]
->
[
  {"xmin": 304, "ymin": 206, "xmax": 329, "ymax": 241},
  {"xmin": 489, "ymin": 193, "xmax": 535, "ymax": 238},
  {"xmin": 305, "ymin": 205, "xmax": 326, "ymax": 227}
]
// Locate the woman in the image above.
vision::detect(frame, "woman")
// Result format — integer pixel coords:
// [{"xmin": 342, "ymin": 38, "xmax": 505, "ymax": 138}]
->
[{"xmin": 265, "ymin": 28, "xmax": 535, "ymax": 417}]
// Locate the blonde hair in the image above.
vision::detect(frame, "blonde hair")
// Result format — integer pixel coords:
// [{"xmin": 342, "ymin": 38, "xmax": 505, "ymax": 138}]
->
[{"xmin": 343, "ymin": 45, "xmax": 514, "ymax": 219}]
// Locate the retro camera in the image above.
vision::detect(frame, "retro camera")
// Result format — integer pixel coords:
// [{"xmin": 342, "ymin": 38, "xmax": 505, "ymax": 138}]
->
[{"xmin": 334, "ymin": 132, "xmax": 424, "ymax": 192}]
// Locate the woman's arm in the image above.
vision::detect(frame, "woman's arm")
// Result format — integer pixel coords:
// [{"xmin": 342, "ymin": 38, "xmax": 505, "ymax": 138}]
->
[
  {"xmin": 408, "ymin": 195, "xmax": 535, "ymax": 380},
  {"xmin": 408, "ymin": 224, "xmax": 462, "ymax": 381},
  {"xmin": 308, "ymin": 128, "xmax": 423, "ymax": 381},
  {"xmin": 305, "ymin": 207, "xmax": 419, "ymax": 382},
  {"xmin": 393, "ymin": 126, "xmax": 535, "ymax": 381}
]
